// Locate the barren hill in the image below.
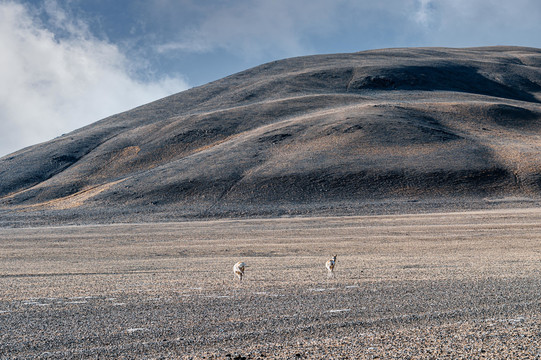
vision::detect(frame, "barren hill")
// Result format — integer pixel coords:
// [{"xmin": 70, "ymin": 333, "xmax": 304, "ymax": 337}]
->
[{"xmin": 1, "ymin": 46, "xmax": 541, "ymax": 224}]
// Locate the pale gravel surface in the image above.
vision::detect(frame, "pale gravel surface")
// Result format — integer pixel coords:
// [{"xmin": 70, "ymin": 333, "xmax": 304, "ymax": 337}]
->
[{"xmin": 1, "ymin": 208, "xmax": 541, "ymax": 359}]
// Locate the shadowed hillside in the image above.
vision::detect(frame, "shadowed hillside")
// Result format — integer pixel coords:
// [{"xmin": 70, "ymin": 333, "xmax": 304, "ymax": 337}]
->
[{"xmin": 1, "ymin": 46, "xmax": 541, "ymax": 224}]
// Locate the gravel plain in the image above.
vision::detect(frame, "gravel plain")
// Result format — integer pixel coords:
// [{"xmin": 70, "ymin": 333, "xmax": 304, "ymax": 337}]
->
[{"xmin": 1, "ymin": 208, "xmax": 541, "ymax": 359}]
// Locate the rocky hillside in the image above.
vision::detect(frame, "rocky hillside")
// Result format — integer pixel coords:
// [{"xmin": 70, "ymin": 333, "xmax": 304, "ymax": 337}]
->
[{"xmin": 1, "ymin": 46, "xmax": 541, "ymax": 223}]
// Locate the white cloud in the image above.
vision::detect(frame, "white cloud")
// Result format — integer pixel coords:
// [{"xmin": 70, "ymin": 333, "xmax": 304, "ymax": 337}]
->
[
  {"xmin": 414, "ymin": 0, "xmax": 434, "ymax": 26},
  {"xmin": 0, "ymin": 1, "xmax": 189, "ymax": 157},
  {"xmin": 153, "ymin": 0, "xmax": 541, "ymax": 58},
  {"xmin": 409, "ymin": 0, "xmax": 541, "ymax": 46},
  {"xmin": 156, "ymin": 0, "xmax": 342, "ymax": 59}
]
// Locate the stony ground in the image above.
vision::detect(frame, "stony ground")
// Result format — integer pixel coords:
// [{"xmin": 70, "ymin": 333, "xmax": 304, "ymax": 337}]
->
[{"xmin": 1, "ymin": 208, "xmax": 541, "ymax": 359}]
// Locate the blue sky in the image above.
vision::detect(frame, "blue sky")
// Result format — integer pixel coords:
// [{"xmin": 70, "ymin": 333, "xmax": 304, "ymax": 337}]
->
[{"xmin": 1, "ymin": 0, "xmax": 540, "ymax": 157}]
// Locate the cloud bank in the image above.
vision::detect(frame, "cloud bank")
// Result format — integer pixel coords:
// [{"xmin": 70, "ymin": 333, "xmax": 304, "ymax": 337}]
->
[
  {"xmin": 0, "ymin": 0, "xmax": 188, "ymax": 157},
  {"xmin": 154, "ymin": 0, "xmax": 541, "ymax": 59},
  {"xmin": 155, "ymin": 0, "xmax": 342, "ymax": 59}
]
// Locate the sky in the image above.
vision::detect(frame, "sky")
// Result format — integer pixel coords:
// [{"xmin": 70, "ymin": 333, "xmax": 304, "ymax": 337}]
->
[{"xmin": 1, "ymin": 0, "xmax": 540, "ymax": 157}]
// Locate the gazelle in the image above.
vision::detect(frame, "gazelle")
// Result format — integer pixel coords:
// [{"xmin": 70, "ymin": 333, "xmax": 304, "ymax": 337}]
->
[
  {"xmin": 326, "ymin": 255, "xmax": 337, "ymax": 277},
  {"xmin": 233, "ymin": 261, "xmax": 246, "ymax": 281}
]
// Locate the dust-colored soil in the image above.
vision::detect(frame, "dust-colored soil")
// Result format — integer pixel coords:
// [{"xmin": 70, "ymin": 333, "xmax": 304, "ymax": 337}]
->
[{"xmin": 1, "ymin": 208, "xmax": 541, "ymax": 358}]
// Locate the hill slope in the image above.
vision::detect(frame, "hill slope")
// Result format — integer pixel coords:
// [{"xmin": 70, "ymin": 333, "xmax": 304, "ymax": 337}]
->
[{"xmin": 1, "ymin": 46, "xmax": 541, "ymax": 223}]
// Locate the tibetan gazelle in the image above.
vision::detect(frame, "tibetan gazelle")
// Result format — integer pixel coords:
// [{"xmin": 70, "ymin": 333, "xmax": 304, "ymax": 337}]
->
[
  {"xmin": 326, "ymin": 255, "xmax": 337, "ymax": 277},
  {"xmin": 233, "ymin": 261, "xmax": 246, "ymax": 281}
]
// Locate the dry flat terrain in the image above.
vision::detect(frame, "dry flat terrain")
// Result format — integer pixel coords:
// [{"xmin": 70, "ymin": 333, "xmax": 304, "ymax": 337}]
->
[
  {"xmin": 2, "ymin": 208, "xmax": 541, "ymax": 358},
  {"xmin": 1, "ymin": 46, "xmax": 540, "ymax": 358}
]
